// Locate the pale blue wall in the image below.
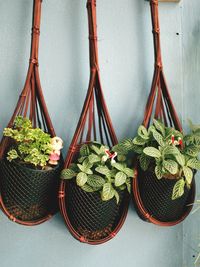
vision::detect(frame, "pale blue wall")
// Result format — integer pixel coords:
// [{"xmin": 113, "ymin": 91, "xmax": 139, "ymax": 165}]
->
[{"xmin": 0, "ymin": 1, "xmax": 199, "ymax": 267}]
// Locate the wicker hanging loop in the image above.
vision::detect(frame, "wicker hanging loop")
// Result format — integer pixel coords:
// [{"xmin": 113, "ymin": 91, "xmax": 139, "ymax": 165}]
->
[
  {"xmin": 59, "ymin": 0, "xmax": 129, "ymax": 244},
  {"xmin": 0, "ymin": 0, "xmax": 60, "ymax": 226},
  {"xmin": 132, "ymin": 0, "xmax": 195, "ymax": 226}
]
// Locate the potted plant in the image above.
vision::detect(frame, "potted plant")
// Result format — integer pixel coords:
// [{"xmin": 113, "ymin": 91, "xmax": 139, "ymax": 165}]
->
[
  {"xmin": 0, "ymin": 116, "xmax": 63, "ymax": 222},
  {"xmin": 61, "ymin": 142, "xmax": 133, "ymax": 239},
  {"xmin": 113, "ymin": 119, "xmax": 200, "ymax": 221}
]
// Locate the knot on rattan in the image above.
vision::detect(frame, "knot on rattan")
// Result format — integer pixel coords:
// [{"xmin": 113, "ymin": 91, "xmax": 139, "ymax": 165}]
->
[
  {"xmin": 145, "ymin": 213, "xmax": 151, "ymax": 220},
  {"xmin": 152, "ymin": 28, "xmax": 160, "ymax": 34},
  {"xmin": 32, "ymin": 26, "xmax": 40, "ymax": 35},
  {"xmin": 89, "ymin": 35, "xmax": 98, "ymax": 41},
  {"xmin": 151, "ymin": 0, "xmax": 158, "ymax": 6},
  {"xmin": 155, "ymin": 62, "xmax": 163, "ymax": 69},
  {"xmin": 79, "ymin": 236, "xmax": 87, "ymax": 243},
  {"xmin": 20, "ymin": 93, "xmax": 27, "ymax": 97},
  {"xmin": 9, "ymin": 215, "xmax": 16, "ymax": 222},
  {"xmin": 58, "ymin": 191, "xmax": 65, "ymax": 198},
  {"xmin": 29, "ymin": 58, "xmax": 39, "ymax": 66},
  {"xmin": 90, "ymin": 66, "xmax": 99, "ymax": 72},
  {"xmin": 69, "ymin": 145, "xmax": 77, "ymax": 153}
]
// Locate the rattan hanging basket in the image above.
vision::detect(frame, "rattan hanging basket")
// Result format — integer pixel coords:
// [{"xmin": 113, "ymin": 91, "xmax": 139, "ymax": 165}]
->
[
  {"xmin": 59, "ymin": 0, "xmax": 129, "ymax": 245},
  {"xmin": 0, "ymin": 0, "xmax": 62, "ymax": 225},
  {"xmin": 132, "ymin": 0, "xmax": 195, "ymax": 226}
]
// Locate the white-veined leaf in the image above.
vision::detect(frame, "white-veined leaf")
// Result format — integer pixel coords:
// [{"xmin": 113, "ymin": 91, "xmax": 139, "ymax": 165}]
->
[
  {"xmin": 172, "ymin": 178, "xmax": 185, "ymax": 200},
  {"xmin": 139, "ymin": 153, "xmax": 151, "ymax": 171},
  {"xmin": 175, "ymin": 153, "xmax": 185, "ymax": 167},
  {"xmin": 183, "ymin": 166, "xmax": 193, "ymax": 185},
  {"xmin": 76, "ymin": 172, "xmax": 88, "ymax": 186},
  {"xmin": 163, "ymin": 160, "xmax": 178, "ymax": 175},
  {"xmin": 155, "ymin": 165, "xmax": 163, "ymax": 179},
  {"xmin": 95, "ymin": 166, "xmax": 110, "ymax": 176},
  {"xmin": 153, "ymin": 119, "xmax": 165, "ymax": 136},
  {"xmin": 151, "ymin": 129, "xmax": 165, "ymax": 146},
  {"xmin": 88, "ymin": 154, "xmax": 100, "ymax": 163},
  {"xmin": 143, "ymin": 147, "xmax": 161, "ymax": 158},
  {"xmin": 112, "ymin": 163, "xmax": 125, "ymax": 172},
  {"xmin": 101, "ymin": 183, "xmax": 115, "ymax": 201},
  {"xmin": 187, "ymin": 158, "xmax": 200, "ymax": 170},
  {"xmin": 123, "ymin": 168, "xmax": 134, "ymax": 177},
  {"xmin": 114, "ymin": 190, "xmax": 120, "ymax": 204},
  {"xmin": 81, "ymin": 184, "xmax": 96, "ymax": 193},
  {"xmin": 115, "ymin": 172, "xmax": 127, "ymax": 187},
  {"xmin": 133, "ymin": 136, "xmax": 147, "ymax": 145},
  {"xmin": 61, "ymin": 169, "xmax": 76, "ymax": 179},
  {"xmin": 87, "ymin": 175, "xmax": 105, "ymax": 188}
]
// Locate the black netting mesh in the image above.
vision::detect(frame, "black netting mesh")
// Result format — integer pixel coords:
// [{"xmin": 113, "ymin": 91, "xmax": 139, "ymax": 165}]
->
[
  {"xmin": 65, "ymin": 180, "xmax": 127, "ymax": 240},
  {"xmin": 137, "ymin": 167, "xmax": 192, "ymax": 222},
  {"xmin": 0, "ymin": 159, "xmax": 62, "ymax": 222}
]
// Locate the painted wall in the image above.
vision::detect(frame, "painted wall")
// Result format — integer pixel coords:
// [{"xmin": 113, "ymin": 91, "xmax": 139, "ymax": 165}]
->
[{"xmin": 0, "ymin": 0, "xmax": 199, "ymax": 266}]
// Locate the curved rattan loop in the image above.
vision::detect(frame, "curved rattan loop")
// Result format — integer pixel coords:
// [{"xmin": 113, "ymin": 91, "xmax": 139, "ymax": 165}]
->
[
  {"xmin": 59, "ymin": 0, "xmax": 129, "ymax": 244},
  {"xmin": 0, "ymin": 0, "xmax": 59, "ymax": 225},
  {"xmin": 132, "ymin": 0, "xmax": 195, "ymax": 226}
]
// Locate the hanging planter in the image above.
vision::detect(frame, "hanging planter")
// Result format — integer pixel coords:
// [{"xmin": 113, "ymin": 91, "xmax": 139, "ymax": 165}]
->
[
  {"xmin": 114, "ymin": 0, "xmax": 197, "ymax": 226},
  {"xmin": 59, "ymin": 0, "xmax": 130, "ymax": 244},
  {"xmin": 61, "ymin": 142, "xmax": 132, "ymax": 241},
  {"xmin": 0, "ymin": 0, "xmax": 63, "ymax": 225}
]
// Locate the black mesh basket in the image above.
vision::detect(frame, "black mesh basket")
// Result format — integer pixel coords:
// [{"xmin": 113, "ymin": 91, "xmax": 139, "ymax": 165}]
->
[
  {"xmin": 0, "ymin": 159, "xmax": 62, "ymax": 222},
  {"xmin": 65, "ymin": 180, "xmax": 127, "ymax": 241},
  {"xmin": 137, "ymin": 166, "xmax": 192, "ymax": 222}
]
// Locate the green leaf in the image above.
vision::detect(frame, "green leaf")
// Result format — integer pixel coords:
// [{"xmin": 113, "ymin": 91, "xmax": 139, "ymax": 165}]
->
[
  {"xmin": 76, "ymin": 172, "xmax": 88, "ymax": 186},
  {"xmin": 80, "ymin": 144, "xmax": 90, "ymax": 156},
  {"xmin": 88, "ymin": 154, "xmax": 100, "ymax": 164},
  {"xmin": 101, "ymin": 183, "xmax": 115, "ymax": 201},
  {"xmin": 151, "ymin": 129, "xmax": 165, "ymax": 146},
  {"xmin": 90, "ymin": 145, "xmax": 101, "ymax": 155},
  {"xmin": 163, "ymin": 160, "xmax": 178, "ymax": 175},
  {"xmin": 77, "ymin": 164, "xmax": 86, "ymax": 172},
  {"xmin": 81, "ymin": 184, "xmax": 96, "ymax": 193},
  {"xmin": 183, "ymin": 166, "xmax": 193, "ymax": 185},
  {"xmin": 87, "ymin": 175, "xmax": 105, "ymax": 188},
  {"xmin": 95, "ymin": 166, "xmax": 110, "ymax": 176},
  {"xmin": 175, "ymin": 154, "xmax": 185, "ymax": 167},
  {"xmin": 115, "ymin": 172, "xmax": 127, "ymax": 187},
  {"xmin": 155, "ymin": 165, "xmax": 163, "ymax": 179},
  {"xmin": 139, "ymin": 153, "xmax": 151, "ymax": 171},
  {"xmin": 114, "ymin": 190, "xmax": 120, "ymax": 204},
  {"xmin": 163, "ymin": 145, "xmax": 180, "ymax": 156},
  {"xmin": 83, "ymin": 158, "xmax": 93, "ymax": 169},
  {"xmin": 6, "ymin": 149, "xmax": 19, "ymax": 162},
  {"xmin": 184, "ymin": 145, "xmax": 200, "ymax": 157},
  {"xmin": 112, "ymin": 163, "xmax": 125, "ymax": 172},
  {"xmin": 187, "ymin": 158, "xmax": 200, "ymax": 170},
  {"xmin": 143, "ymin": 147, "xmax": 161, "ymax": 158},
  {"xmin": 172, "ymin": 178, "xmax": 185, "ymax": 200},
  {"xmin": 117, "ymin": 154, "xmax": 126, "ymax": 162},
  {"xmin": 61, "ymin": 169, "xmax": 76, "ymax": 179},
  {"xmin": 119, "ymin": 138, "xmax": 134, "ymax": 151},
  {"xmin": 153, "ymin": 119, "xmax": 165, "ymax": 136},
  {"xmin": 133, "ymin": 136, "xmax": 147, "ymax": 146},
  {"xmin": 126, "ymin": 178, "xmax": 131, "ymax": 193},
  {"xmin": 77, "ymin": 160, "xmax": 93, "ymax": 174},
  {"xmin": 138, "ymin": 125, "xmax": 149, "ymax": 140},
  {"xmin": 132, "ymin": 145, "xmax": 144, "ymax": 154},
  {"xmin": 78, "ymin": 156, "xmax": 87, "ymax": 163},
  {"xmin": 123, "ymin": 168, "xmax": 134, "ymax": 177}
]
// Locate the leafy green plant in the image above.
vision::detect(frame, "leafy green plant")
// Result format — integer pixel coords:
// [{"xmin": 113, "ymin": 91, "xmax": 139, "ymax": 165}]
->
[
  {"xmin": 113, "ymin": 119, "xmax": 200, "ymax": 200},
  {"xmin": 61, "ymin": 142, "xmax": 134, "ymax": 203},
  {"xmin": 3, "ymin": 116, "xmax": 52, "ymax": 168}
]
